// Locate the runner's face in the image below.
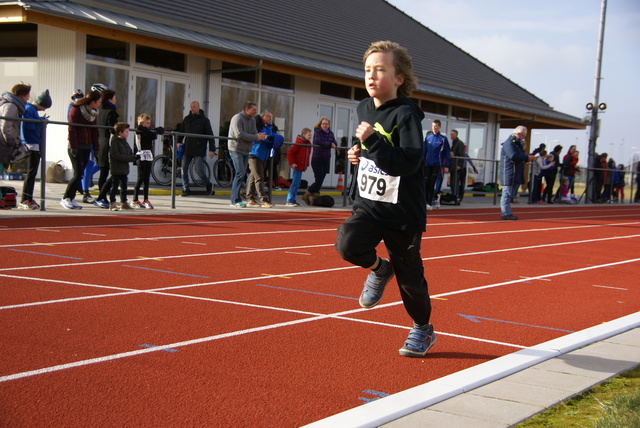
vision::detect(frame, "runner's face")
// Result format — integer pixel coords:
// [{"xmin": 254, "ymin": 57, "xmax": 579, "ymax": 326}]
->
[{"xmin": 364, "ymin": 51, "xmax": 402, "ymax": 105}]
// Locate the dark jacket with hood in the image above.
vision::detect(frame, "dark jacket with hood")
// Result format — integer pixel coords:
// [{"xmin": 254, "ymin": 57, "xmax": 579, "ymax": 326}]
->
[
  {"xmin": 354, "ymin": 97, "xmax": 426, "ymax": 232},
  {"xmin": 178, "ymin": 109, "xmax": 215, "ymax": 157},
  {"xmin": 97, "ymin": 102, "xmax": 119, "ymax": 167}
]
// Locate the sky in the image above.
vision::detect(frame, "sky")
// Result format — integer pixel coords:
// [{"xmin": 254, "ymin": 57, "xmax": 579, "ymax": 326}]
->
[{"xmin": 386, "ymin": 0, "xmax": 640, "ymax": 166}]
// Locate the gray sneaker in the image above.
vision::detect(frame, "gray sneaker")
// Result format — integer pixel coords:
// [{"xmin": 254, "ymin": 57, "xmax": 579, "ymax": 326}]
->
[
  {"xmin": 359, "ymin": 259, "xmax": 394, "ymax": 308},
  {"xmin": 399, "ymin": 324, "xmax": 437, "ymax": 358}
]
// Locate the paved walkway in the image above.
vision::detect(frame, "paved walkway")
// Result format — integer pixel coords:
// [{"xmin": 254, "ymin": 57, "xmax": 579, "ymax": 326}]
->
[{"xmin": 3, "ymin": 178, "xmax": 639, "ymax": 427}]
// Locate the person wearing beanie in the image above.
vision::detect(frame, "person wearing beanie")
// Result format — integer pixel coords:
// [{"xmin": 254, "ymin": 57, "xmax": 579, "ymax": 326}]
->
[{"xmin": 18, "ymin": 89, "xmax": 52, "ymax": 210}]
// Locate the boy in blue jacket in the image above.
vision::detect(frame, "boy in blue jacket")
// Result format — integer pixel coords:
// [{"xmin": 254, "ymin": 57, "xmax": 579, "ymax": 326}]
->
[
  {"xmin": 19, "ymin": 89, "xmax": 52, "ymax": 210},
  {"xmin": 335, "ymin": 41, "xmax": 435, "ymax": 358}
]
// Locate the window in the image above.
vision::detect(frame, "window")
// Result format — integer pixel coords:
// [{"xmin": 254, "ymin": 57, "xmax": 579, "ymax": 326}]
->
[
  {"xmin": 354, "ymin": 87, "xmax": 368, "ymax": 101},
  {"xmin": 85, "ymin": 64, "xmax": 129, "ymax": 120},
  {"xmin": 86, "ymin": 35, "xmax": 128, "ymax": 65},
  {"xmin": 320, "ymin": 81, "xmax": 351, "ymax": 99},
  {"xmin": 136, "ymin": 45, "xmax": 185, "ymax": 72},
  {"xmin": 421, "ymin": 100, "xmax": 448, "ymax": 116},
  {"xmin": 451, "ymin": 106, "xmax": 470, "ymax": 121},
  {"xmin": 0, "ymin": 24, "xmax": 37, "ymax": 57},
  {"xmin": 261, "ymin": 69, "xmax": 293, "ymax": 91},
  {"xmin": 218, "ymin": 86, "xmax": 259, "ymax": 137},
  {"xmin": 471, "ymin": 109, "xmax": 489, "ymax": 123},
  {"xmin": 221, "ymin": 62, "xmax": 257, "ymax": 86}
]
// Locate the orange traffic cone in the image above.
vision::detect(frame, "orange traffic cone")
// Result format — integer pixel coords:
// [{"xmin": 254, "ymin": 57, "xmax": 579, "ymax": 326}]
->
[{"xmin": 336, "ymin": 172, "xmax": 344, "ymax": 190}]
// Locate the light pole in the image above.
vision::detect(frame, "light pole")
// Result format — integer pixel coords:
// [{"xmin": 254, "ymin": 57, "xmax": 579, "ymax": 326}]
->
[{"xmin": 586, "ymin": 0, "xmax": 608, "ymax": 204}]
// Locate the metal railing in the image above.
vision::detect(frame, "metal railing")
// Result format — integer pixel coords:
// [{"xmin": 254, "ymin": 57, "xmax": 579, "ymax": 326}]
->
[{"xmin": 1, "ymin": 115, "xmax": 353, "ymax": 210}]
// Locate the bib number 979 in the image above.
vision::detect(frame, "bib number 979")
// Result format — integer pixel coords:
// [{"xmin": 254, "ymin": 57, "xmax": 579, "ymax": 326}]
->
[{"xmin": 360, "ymin": 174, "xmax": 387, "ymax": 196}]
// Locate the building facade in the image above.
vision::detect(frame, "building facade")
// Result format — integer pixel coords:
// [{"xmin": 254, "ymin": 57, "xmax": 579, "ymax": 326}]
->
[{"xmin": 0, "ymin": 1, "xmax": 584, "ymax": 187}]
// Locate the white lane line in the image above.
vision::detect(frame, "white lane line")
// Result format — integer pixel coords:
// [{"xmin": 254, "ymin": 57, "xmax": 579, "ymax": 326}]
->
[
  {"xmin": 592, "ymin": 284, "xmax": 628, "ymax": 290},
  {"xmin": 1, "ymin": 218, "xmax": 638, "ymax": 249},
  {"xmin": 0, "ymin": 301, "xmax": 525, "ymax": 384},
  {"xmin": 1, "ymin": 259, "xmax": 638, "ymax": 383},
  {"xmin": 460, "ymin": 269, "xmax": 490, "ymax": 274},
  {"xmin": 2, "ymin": 231, "xmax": 639, "ymax": 274},
  {"xmin": 520, "ymin": 276, "xmax": 552, "ymax": 282},
  {"xmin": 0, "ymin": 216, "xmax": 345, "ymax": 233}
]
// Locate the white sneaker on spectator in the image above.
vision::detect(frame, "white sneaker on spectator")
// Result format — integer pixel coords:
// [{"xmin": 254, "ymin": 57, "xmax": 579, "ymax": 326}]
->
[{"xmin": 60, "ymin": 198, "xmax": 74, "ymax": 209}]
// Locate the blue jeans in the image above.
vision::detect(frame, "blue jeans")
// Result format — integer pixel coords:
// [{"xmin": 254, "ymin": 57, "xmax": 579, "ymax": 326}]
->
[
  {"xmin": 182, "ymin": 154, "xmax": 210, "ymax": 190},
  {"xmin": 500, "ymin": 183, "xmax": 516, "ymax": 216},
  {"xmin": 287, "ymin": 169, "xmax": 302, "ymax": 203},
  {"xmin": 230, "ymin": 150, "xmax": 248, "ymax": 204}
]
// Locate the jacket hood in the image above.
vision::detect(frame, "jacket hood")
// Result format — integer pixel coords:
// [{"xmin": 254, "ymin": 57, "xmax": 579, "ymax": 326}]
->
[{"xmin": 361, "ymin": 97, "xmax": 425, "ymax": 121}]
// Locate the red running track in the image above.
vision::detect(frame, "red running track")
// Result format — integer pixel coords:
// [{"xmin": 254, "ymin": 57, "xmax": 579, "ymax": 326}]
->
[{"xmin": 1, "ymin": 206, "xmax": 639, "ymax": 426}]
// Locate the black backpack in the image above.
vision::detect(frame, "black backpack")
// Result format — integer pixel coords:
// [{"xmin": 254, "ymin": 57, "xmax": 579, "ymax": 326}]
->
[{"xmin": 313, "ymin": 195, "xmax": 335, "ymax": 207}]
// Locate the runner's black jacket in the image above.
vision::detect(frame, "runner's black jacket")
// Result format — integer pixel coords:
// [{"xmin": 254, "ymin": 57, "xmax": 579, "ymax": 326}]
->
[{"xmin": 354, "ymin": 97, "xmax": 426, "ymax": 232}]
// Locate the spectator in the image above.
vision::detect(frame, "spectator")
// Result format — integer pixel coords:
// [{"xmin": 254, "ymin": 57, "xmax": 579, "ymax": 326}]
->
[
  {"xmin": 449, "ymin": 129, "xmax": 465, "ymax": 201},
  {"xmin": 531, "ymin": 150, "xmax": 555, "ymax": 204},
  {"xmin": 80, "ymin": 84, "xmax": 107, "ymax": 204},
  {"xmin": 246, "ymin": 109, "xmax": 278, "ymax": 208},
  {"xmin": 0, "ymin": 83, "xmax": 31, "ymax": 175},
  {"xmin": 459, "ymin": 145, "xmax": 478, "ymax": 203},
  {"xmin": 592, "ymin": 152, "xmax": 608, "ymax": 203},
  {"xmin": 531, "ymin": 143, "xmax": 546, "ymax": 156},
  {"xmin": 423, "ymin": 119, "xmax": 450, "ymax": 210},
  {"xmin": 304, "ymin": 116, "xmax": 337, "ymax": 205},
  {"xmin": 18, "ymin": 89, "xmax": 52, "ymax": 210},
  {"xmin": 634, "ymin": 162, "xmax": 640, "ymax": 203},
  {"xmin": 228, "ymin": 101, "xmax": 266, "ymax": 208},
  {"xmin": 500, "ymin": 126, "xmax": 535, "ymax": 220},
  {"xmin": 61, "ymin": 90, "xmax": 101, "ymax": 210},
  {"xmin": 93, "ymin": 89, "xmax": 119, "ymax": 208},
  {"xmin": 561, "ymin": 145, "xmax": 579, "ymax": 195},
  {"xmin": 544, "ymin": 144, "xmax": 562, "ymax": 203},
  {"xmin": 177, "ymin": 101, "xmax": 215, "ymax": 196},
  {"xmin": 286, "ymin": 127, "xmax": 312, "ymax": 207},
  {"xmin": 335, "ymin": 40, "xmax": 435, "ymax": 358},
  {"xmin": 132, "ymin": 114, "xmax": 163, "ymax": 209},
  {"xmin": 612, "ymin": 163, "xmax": 625, "ymax": 203},
  {"xmin": 108, "ymin": 122, "xmax": 135, "ymax": 211},
  {"xmin": 256, "ymin": 111, "xmax": 281, "ymax": 189},
  {"xmin": 602, "ymin": 157, "xmax": 616, "ymax": 202}
]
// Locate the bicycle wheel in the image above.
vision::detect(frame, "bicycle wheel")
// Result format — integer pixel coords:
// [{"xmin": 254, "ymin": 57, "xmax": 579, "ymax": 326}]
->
[
  {"xmin": 189, "ymin": 158, "xmax": 211, "ymax": 187},
  {"xmin": 214, "ymin": 158, "xmax": 234, "ymax": 188},
  {"xmin": 151, "ymin": 155, "xmax": 173, "ymax": 186}
]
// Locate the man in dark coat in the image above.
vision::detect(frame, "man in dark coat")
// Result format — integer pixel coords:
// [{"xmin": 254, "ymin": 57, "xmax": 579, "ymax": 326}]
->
[
  {"xmin": 178, "ymin": 101, "xmax": 215, "ymax": 196},
  {"xmin": 500, "ymin": 126, "xmax": 535, "ymax": 220}
]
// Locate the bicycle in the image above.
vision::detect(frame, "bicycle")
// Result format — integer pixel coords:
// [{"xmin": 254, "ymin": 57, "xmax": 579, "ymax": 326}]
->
[
  {"xmin": 151, "ymin": 135, "xmax": 211, "ymax": 187},
  {"xmin": 212, "ymin": 144, "xmax": 234, "ymax": 188}
]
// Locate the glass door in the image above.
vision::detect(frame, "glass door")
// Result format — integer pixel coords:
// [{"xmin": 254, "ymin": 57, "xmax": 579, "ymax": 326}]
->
[{"xmin": 319, "ymin": 102, "xmax": 355, "ymax": 187}]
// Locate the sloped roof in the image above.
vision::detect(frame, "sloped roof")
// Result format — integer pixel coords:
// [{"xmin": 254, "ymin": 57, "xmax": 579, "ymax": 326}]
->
[{"xmin": 7, "ymin": 0, "xmax": 583, "ymax": 128}]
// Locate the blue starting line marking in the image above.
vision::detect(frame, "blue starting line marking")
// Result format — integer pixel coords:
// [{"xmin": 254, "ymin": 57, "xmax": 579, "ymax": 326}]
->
[
  {"xmin": 122, "ymin": 265, "xmax": 210, "ymax": 278},
  {"xmin": 458, "ymin": 314, "xmax": 574, "ymax": 332},
  {"xmin": 254, "ymin": 283, "xmax": 358, "ymax": 301},
  {"xmin": 139, "ymin": 344, "xmax": 179, "ymax": 353},
  {"xmin": 7, "ymin": 248, "xmax": 83, "ymax": 260},
  {"xmin": 359, "ymin": 390, "xmax": 390, "ymax": 403}
]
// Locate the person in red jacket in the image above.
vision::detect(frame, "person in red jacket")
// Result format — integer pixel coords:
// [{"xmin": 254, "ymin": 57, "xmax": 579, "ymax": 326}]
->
[
  {"xmin": 285, "ymin": 127, "xmax": 312, "ymax": 207},
  {"xmin": 61, "ymin": 90, "xmax": 101, "ymax": 209}
]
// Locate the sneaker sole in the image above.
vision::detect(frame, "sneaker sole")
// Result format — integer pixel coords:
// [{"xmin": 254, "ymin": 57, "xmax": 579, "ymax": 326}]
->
[{"xmin": 399, "ymin": 333, "xmax": 437, "ymax": 357}]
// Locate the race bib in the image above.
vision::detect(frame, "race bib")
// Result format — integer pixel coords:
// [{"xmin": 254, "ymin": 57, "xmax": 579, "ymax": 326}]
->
[
  {"xmin": 357, "ymin": 158, "xmax": 400, "ymax": 204},
  {"xmin": 139, "ymin": 150, "xmax": 153, "ymax": 161}
]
